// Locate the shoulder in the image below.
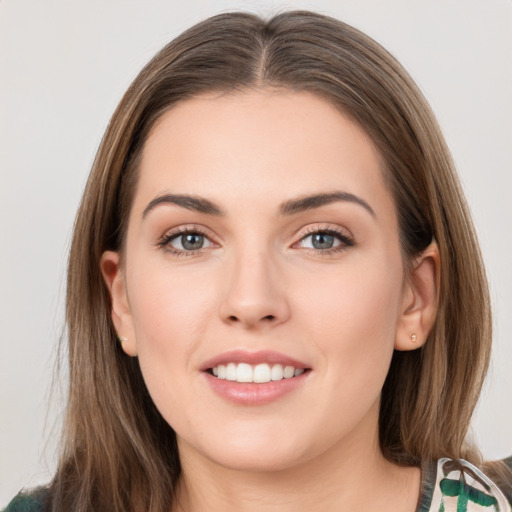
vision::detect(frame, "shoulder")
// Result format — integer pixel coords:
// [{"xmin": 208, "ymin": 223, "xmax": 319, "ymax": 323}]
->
[
  {"xmin": 418, "ymin": 457, "xmax": 512, "ymax": 512},
  {"xmin": 499, "ymin": 456, "xmax": 512, "ymax": 503},
  {"xmin": 2, "ymin": 488, "xmax": 48, "ymax": 512}
]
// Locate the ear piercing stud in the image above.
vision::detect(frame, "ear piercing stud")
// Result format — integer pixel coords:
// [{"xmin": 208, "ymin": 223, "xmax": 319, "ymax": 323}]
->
[
  {"xmin": 117, "ymin": 335, "xmax": 128, "ymax": 345},
  {"xmin": 410, "ymin": 333, "xmax": 417, "ymax": 343}
]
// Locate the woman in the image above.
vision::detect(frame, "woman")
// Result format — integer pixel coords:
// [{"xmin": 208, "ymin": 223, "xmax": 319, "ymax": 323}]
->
[{"xmin": 4, "ymin": 10, "xmax": 511, "ymax": 512}]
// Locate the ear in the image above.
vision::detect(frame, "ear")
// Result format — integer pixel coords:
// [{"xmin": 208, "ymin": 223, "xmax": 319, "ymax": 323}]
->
[
  {"xmin": 395, "ymin": 242, "xmax": 440, "ymax": 351},
  {"xmin": 100, "ymin": 251, "xmax": 138, "ymax": 356}
]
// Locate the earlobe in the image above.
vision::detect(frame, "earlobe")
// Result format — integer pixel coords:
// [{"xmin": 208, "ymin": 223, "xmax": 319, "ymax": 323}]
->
[
  {"xmin": 100, "ymin": 251, "xmax": 138, "ymax": 356},
  {"xmin": 395, "ymin": 242, "xmax": 440, "ymax": 351}
]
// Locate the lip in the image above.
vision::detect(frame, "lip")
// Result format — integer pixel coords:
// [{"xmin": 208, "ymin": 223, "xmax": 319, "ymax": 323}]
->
[
  {"xmin": 200, "ymin": 350, "xmax": 311, "ymax": 405},
  {"xmin": 200, "ymin": 349, "xmax": 309, "ymax": 371},
  {"xmin": 202, "ymin": 371, "xmax": 310, "ymax": 405}
]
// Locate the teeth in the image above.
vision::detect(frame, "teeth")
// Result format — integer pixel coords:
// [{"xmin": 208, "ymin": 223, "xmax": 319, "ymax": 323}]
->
[
  {"xmin": 253, "ymin": 363, "xmax": 271, "ymax": 383},
  {"xmin": 283, "ymin": 366, "xmax": 295, "ymax": 379},
  {"xmin": 211, "ymin": 363, "xmax": 306, "ymax": 383},
  {"xmin": 226, "ymin": 363, "xmax": 237, "ymax": 381},
  {"xmin": 237, "ymin": 363, "xmax": 253, "ymax": 383},
  {"xmin": 271, "ymin": 364, "xmax": 284, "ymax": 381}
]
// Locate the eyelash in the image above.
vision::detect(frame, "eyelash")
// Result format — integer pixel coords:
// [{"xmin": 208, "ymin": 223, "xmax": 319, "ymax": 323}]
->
[
  {"xmin": 156, "ymin": 224, "xmax": 355, "ymax": 258},
  {"xmin": 156, "ymin": 225, "xmax": 213, "ymax": 258}
]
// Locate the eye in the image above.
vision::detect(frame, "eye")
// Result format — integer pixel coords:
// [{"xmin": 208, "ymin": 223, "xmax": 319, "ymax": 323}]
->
[
  {"xmin": 296, "ymin": 227, "xmax": 355, "ymax": 254},
  {"xmin": 157, "ymin": 227, "xmax": 215, "ymax": 256}
]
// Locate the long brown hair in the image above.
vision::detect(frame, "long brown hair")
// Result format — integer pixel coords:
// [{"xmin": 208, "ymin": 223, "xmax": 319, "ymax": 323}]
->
[{"xmin": 50, "ymin": 11, "xmax": 493, "ymax": 512}]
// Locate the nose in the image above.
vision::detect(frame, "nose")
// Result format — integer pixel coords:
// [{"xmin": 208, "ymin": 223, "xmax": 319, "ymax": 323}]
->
[{"xmin": 219, "ymin": 248, "xmax": 290, "ymax": 330}]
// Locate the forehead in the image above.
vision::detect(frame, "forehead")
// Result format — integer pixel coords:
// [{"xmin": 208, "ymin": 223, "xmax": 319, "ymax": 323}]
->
[{"xmin": 133, "ymin": 89, "xmax": 394, "ymax": 222}]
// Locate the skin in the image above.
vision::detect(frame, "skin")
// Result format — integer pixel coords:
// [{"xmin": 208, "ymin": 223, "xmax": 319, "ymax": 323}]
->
[{"xmin": 101, "ymin": 89, "xmax": 439, "ymax": 511}]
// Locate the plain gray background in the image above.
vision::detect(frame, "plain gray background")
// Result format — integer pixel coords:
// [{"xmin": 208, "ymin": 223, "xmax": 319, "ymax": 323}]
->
[{"xmin": 1, "ymin": 0, "xmax": 511, "ymax": 505}]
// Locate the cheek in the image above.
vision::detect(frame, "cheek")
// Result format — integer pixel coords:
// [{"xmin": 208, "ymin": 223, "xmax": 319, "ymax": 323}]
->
[
  {"xmin": 127, "ymin": 261, "xmax": 216, "ymax": 371},
  {"xmin": 300, "ymin": 255, "xmax": 401, "ymax": 328},
  {"xmin": 125, "ymin": 262, "xmax": 220, "ymax": 430},
  {"xmin": 295, "ymin": 255, "xmax": 403, "ymax": 388},
  {"xmin": 280, "ymin": 257, "xmax": 403, "ymax": 449}
]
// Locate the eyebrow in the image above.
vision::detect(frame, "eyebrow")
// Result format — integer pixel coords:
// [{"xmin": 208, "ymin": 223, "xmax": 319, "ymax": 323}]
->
[
  {"xmin": 278, "ymin": 191, "xmax": 375, "ymax": 217},
  {"xmin": 142, "ymin": 191, "xmax": 375, "ymax": 219}
]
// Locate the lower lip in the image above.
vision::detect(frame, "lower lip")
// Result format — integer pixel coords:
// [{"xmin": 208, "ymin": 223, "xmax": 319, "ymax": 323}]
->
[{"xmin": 203, "ymin": 371, "xmax": 310, "ymax": 405}]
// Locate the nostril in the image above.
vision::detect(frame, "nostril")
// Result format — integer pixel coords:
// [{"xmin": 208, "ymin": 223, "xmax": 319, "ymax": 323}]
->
[{"xmin": 227, "ymin": 314, "xmax": 275, "ymax": 323}]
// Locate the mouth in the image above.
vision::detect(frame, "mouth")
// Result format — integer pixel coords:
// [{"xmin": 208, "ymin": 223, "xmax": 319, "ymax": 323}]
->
[
  {"xmin": 201, "ymin": 350, "xmax": 311, "ymax": 404},
  {"xmin": 207, "ymin": 363, "xmax": 307, "ymax": 383}
]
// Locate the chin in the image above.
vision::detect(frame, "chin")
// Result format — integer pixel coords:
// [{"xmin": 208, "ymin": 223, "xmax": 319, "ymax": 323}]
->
[
  {"xmin": 178, "ymin": 424, "xmax": 315, "ymax": 473},
  {"xmin": 209, "ymin": 445, "xmax": 308, "ymax": 473}
]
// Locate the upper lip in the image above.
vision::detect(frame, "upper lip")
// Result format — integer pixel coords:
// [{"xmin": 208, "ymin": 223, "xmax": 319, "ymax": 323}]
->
[{"xmin": 200, "ymin": 349, "xmax": 310, "ymax": 371}]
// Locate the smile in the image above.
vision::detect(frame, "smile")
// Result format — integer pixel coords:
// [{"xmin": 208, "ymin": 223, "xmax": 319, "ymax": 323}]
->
[
  {"xmin": 210, "ymin": 363, "xmax": 305, "ymax": 383},
  {"xmin": 201, "ymin": 350, "xmax": 311, "ymax": 404}
]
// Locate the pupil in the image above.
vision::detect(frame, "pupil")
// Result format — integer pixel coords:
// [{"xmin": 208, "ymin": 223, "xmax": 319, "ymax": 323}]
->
[
  {"xmin": 312, "ymin": 233, "xmax": 334, "ymax": 250},
  {"xmin": 182, "ymin": 234, "xmax": 203, "ymax": 250}
]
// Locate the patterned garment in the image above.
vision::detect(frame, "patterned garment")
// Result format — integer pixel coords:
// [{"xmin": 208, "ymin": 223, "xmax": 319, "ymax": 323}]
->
[
  {"xmin": 3, "ymin": 458, "xmax": 511, "ymax": 511},
  {"xmin": 418, "ymin": 458, "xmax": 512, "ymax": 512}
]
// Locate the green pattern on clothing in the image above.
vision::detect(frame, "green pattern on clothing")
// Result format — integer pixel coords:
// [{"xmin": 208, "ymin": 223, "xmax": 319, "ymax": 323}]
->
[
  {"xmin": 431, "ymin": 458, "xmax": 511, "ymax": 512},
  {"xmin": 439, "ymin": 476, "xmax": 497, "ymax": 510}
]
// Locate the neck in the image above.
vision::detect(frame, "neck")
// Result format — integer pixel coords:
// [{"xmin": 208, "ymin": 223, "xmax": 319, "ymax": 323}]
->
[{"xmin": 172, "ymin": 405, "xmax": 420, "ymax": 512}]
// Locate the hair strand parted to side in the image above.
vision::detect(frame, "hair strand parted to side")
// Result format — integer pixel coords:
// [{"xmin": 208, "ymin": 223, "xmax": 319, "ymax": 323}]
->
[{"xmin": 52, "ymin": 11, "xmax": 494, "ymax": 512}]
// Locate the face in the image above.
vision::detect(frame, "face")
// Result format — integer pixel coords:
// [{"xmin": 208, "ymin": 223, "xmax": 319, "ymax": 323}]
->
[{"xmin": 104, "ymin": 89, "xmax": 429, "ymax": 473}]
